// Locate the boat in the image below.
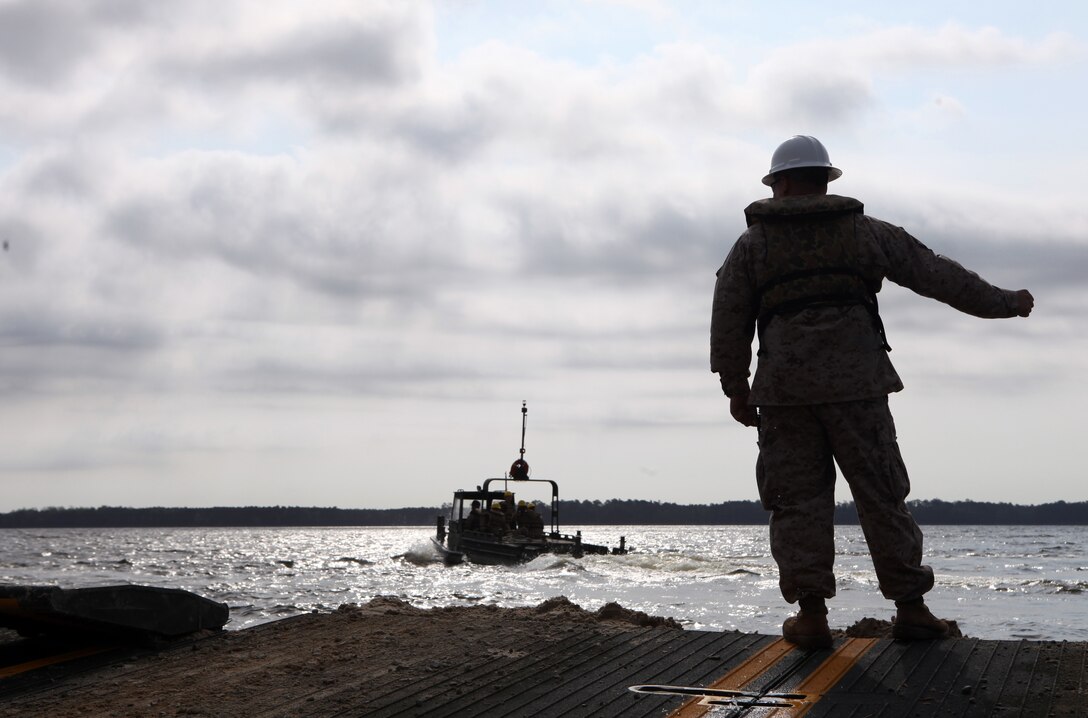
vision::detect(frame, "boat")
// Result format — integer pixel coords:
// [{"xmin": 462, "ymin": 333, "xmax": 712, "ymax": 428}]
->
[
  {"xmin": 431, "ymin": 403, "xmax": 627, "ymax": 565},
  {"xmin": 0, "ymin": 584, "xmax": 229, "ymax": 640}
]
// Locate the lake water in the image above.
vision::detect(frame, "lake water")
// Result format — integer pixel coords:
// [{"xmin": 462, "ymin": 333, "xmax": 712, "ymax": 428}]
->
[{"xmin": 2, "ymin": 525, "xmax": 1085, "ymax": 641}]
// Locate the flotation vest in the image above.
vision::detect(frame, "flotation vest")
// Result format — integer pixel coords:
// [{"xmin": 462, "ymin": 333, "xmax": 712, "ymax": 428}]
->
[{"xmin": 745, "ymin": 197, "xmax": 891, "ymax": 353}]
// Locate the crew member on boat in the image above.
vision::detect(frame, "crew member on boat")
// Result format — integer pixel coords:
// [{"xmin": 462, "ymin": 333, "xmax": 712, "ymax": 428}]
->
[
  {"xmin": 465, "ymin": 500, "xmax": 483, "ymax": 531},
  {"xmin": 520, "ymin": 503, "xmax": 545, "ymax": 540},
  {"xmin": 488, "ymin": 503, "xmax": 510, "ymax": 537},
  {"xmin": 502, "ymin": 492, "xmax": 517, "ymax": 529}
]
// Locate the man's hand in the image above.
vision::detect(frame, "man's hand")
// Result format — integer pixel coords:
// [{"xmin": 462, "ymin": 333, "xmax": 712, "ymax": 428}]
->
[
  {"xmin": 1016, "ymin": 289, "xmax": 1034, "ymax": 317},
  {"xmin": 730, "ymin": 391, "xmax": 760, "ymax": 428}
]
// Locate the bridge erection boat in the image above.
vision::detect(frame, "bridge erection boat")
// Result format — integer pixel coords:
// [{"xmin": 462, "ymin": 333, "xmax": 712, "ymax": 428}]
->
[{"xmin": 431, "ymin": 403, "xmax": 627, "ymax": 566}]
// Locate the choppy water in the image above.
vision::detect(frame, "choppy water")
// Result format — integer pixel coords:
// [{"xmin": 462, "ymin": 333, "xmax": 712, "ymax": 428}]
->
[{"xmin": 2, "ymin": 525, "xmax": 1085, "ymax": 641}]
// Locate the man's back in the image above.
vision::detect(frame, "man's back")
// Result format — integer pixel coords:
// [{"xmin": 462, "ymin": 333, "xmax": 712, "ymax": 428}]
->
[{"xmin": 712, "ymin": 194, "xmax": 1023, "ymax": 406}]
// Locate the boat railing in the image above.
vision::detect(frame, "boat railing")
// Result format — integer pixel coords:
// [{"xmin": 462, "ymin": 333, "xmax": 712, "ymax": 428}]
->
[{"xmin": 481, "ymin": 477, "xmax": 560, "ymax": 535}]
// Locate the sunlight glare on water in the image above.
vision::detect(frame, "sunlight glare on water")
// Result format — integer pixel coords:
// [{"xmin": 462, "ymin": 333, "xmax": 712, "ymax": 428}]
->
[{"xmin": 1, "ymin": 525, "xmax": 1086, "ymax": 640}]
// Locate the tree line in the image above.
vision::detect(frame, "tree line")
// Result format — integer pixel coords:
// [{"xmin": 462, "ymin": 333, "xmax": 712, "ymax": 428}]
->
[
  {"xmin": 0, "ymin": 499, "xmax": 1085, "ymax": 528},
  {"xmin": 557, "ymin": 498, "xmax": 1088, "ymax": 525}
]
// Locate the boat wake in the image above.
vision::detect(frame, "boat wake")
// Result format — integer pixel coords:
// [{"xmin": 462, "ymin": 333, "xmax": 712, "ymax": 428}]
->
[
  {"xmin": 521, "ymin": 555, "xmax": 587, "ymax": 572},
  {"xmin": 397, "ymin": 543, "xmax": 446, "ymax": 566}
]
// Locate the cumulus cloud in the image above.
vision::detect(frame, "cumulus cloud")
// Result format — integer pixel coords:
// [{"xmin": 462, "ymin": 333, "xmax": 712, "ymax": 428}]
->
[
  {"xmin": 156, "ymin": 9, "xmax": 426, "ymax": 92},
  {"xmin": 855, "ymin": 23, "xmax": 1080, "ymax": 67},
  {"xmin": 0, "ymin": 3, "xmax": 1084, "ymax": 508},
  {"xmin": 759, "ymin": 22, "xmax": 1081, "ymax": 73},
  {"xmin": 0, "ymin": 0, "xmax": 148, "ymax": 86},
  {"xmin": 738, "ymin": 22, "xmax": 1081, "ymax": 131},
  {"xmin": 1, "ymin": 9, "xmax": 1076, "ymax": 382},
  {"xmin": 0, "ymin": 2, "xmax": 430, "ymax": 143},
  {"xmin": 3, "ymin": 9, "xmax": 1077, "ymax": 351}
]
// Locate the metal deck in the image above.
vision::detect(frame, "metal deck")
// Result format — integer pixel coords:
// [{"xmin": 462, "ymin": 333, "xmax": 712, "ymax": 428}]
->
[
  {"xmin": 348, "ymin": 631, "xmax": 1088, "ymax": 717},
  {"xmin": 2, "ymin": 625, "xmax": 1085, "ymax": 716}
]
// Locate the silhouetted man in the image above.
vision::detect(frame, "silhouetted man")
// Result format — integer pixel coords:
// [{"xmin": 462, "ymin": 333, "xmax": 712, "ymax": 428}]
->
[{"xmin": 711, "ymin": 136, "xmax": 1034, "ymax": 648}]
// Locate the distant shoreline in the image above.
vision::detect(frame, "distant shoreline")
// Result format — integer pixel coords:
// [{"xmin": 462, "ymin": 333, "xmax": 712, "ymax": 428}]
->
[{"xmin": 1, "ymin": 499, "xmax": 1084, "ymax": 528}]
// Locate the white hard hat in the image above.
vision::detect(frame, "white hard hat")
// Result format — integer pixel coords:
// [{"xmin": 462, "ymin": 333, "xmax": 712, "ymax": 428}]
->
[{"xmin": 762, "ymin": 135, "xmax": 842, "ymax": 186}]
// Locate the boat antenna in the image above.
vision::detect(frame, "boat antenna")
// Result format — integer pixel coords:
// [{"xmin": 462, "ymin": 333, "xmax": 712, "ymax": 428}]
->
[{"xmin": 509, "ymin": 401, "xmax": 530, "ymax": 480}]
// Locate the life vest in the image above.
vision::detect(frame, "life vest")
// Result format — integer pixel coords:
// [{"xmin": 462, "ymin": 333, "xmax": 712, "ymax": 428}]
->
[{"xmin": 745, "ymin": 197, "xmax": 891, "ymax": 353}]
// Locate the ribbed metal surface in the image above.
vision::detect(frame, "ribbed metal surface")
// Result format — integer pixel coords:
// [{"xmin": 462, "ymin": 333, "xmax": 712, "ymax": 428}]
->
[
  {"xmin": 345, "ymin": 633, "xmax": 1088, "ymax": 718},
  {"xmin": 337, "ymin": 628, "xmax": 770, "ymax": 718},
  {"xmin": 805, "ymin": 638, "xmax": 1088, "ymax": 717},
  {"xmin": 3, "ymin": 624, "xmax": 1087, "ymax": 716}
]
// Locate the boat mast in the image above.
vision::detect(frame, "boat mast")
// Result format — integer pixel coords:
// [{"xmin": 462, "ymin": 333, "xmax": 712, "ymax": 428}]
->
[
  {"xmin": 520, "ymin": 400, "xmax": 527, "ymax": 460},
  {"xmin": 509, "ymin": 401, "xmax": 530, "ymax": 480}
]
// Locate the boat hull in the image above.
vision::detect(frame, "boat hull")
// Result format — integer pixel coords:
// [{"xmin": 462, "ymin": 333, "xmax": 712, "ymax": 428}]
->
[
  {"xmin": 442, "ymin": 529, "xmax": 615, "ymax": 566},
  {"xmin": 430, "ymin": 537, "xmax": 464, "ymax": 565},
  {"xmin": 0, "ymin": 585, "xmax": 229, "ymax": 640}
]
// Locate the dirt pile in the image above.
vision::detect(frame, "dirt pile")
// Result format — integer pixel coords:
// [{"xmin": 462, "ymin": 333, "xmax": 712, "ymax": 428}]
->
[{"xmin": 838, "ymin": 615, "xmax": 963, "ymax": 639}]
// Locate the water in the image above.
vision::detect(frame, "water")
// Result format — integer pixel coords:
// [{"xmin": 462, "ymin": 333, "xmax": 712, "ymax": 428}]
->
[{"xmin": 2, "ymin": 525, "xmax": 1085, "ymax": 641}]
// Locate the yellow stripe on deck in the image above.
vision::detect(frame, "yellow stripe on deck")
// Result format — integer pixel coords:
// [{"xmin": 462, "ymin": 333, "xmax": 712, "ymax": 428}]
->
[
  {"xmin": 766, "ymin": 637, "xmax": 878, "ymax": 717},
  {"xmin": 666, "ymin": 637, "xmax": 878, "ymax": 717},
  {"xmin": 668, "ymin": 637, "xmax": 796, "ymax": 718}
]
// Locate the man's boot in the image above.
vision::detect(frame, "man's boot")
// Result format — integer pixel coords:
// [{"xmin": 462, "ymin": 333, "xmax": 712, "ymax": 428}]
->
[
  {"xmin": 782, "ymin": 595, "xmax": 832, "ymax": 650},
  {"xmin": 892, "ymin": 599, "xmax": 950, "ymax": 640}
]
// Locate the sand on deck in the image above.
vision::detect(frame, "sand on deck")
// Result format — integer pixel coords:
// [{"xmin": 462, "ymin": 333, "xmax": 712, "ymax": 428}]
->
[
  {"xmin": 0, "ymin": 596, "xmax": 923, "ymax": 718},
  {"xmin": 0, "ymin": 597, "xmax": 686, "ymax": 717}
]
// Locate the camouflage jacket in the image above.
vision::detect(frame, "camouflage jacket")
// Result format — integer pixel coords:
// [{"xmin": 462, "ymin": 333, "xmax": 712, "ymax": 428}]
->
[{"xmin": 710, "ymin": 194, "xmax": 1021, "ymax": 406}]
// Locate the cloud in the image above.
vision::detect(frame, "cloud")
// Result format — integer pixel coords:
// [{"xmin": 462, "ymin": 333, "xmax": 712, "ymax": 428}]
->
[
  {"xmin": 0, "ymin": 2, "xmax": 431, "ymax": 144},
  {"xmin": 738, "ymin": 22, "xmax": 1079, "ymax": 130},
  {"xmin": 3, "ymin": 12, "xmax": 1078, "ymax": 384},
  {"xmin": 156, "ymin": 8, "xmax": 427, "ymax": 92},
  {"xmin": 752, "ymin": 66, "xmax": 873, "ymax": 128},
  {"xmin": 0, "ymin": 308, "xmax": 164, "ymax": 395},
  {"xmin": 0, "ymin": 0, "xmax": 148, "ymax": 86},
  {"xmin": 855, "ymin": 23, "xmax": 1080, "ymax": 67},
  {"xmin": 95, "ymin": 147, "xmax": 476, "ymax": 303},
  {"xmin": 0, "ymin": 5, "xmax": 1084, "ymax": 508}
]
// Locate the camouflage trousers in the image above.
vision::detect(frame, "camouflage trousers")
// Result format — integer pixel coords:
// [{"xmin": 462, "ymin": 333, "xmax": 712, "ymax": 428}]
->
[{"xmin": 756, "ymin": 397, "xmax": 934, "ymax": 604}]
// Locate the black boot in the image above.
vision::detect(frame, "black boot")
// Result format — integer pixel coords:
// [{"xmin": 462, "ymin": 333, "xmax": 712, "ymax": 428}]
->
[
  {"xmin": 782, "ymin": 595, "xmax": 831, "ymax": 649},
  {"xmin": 892, "ymin": 599, "xmax": 950, "ymax": 640}
]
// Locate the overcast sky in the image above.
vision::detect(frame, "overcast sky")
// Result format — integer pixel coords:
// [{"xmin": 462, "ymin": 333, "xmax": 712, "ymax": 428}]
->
[{"xmin": 1, "ymin": 1, "xmax": 1084, "ymax": 512}]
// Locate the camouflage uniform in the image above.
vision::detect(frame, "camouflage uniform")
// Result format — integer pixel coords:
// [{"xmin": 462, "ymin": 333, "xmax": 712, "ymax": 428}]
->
[
  {"xmin": 710, "ymin": 195, "xmax": 1021, "ymax": 604},
  {"xmin": 487, "ymin": 507, "xmax": 509, "ymax": 537},
  {"xmin": 520, "ymin": 508, "xmax": 545, "ymax": 540},
  {"xmin": 465, "ymin": 507, "xmax": 483, "ymax": 531}
]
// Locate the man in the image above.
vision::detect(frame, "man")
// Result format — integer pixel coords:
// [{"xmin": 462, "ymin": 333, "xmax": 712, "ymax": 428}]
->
[
  {"xmin": 488, "ymin": 502, "xmax": 510, "ymax": 537},
  {"xmin": 710, "ymin": 135, "xmax": 1034, "ymax": 649},
  {"xmin": 465, "ymin": 500, "xmax": 483, "ymax": 531},
  {"xmin": 502, "ymin": 492, "xmax": 517, "ymax": 529},
  {"xmin": 520, "ymin": 503, "xmax": 545, "ymax": 540}
]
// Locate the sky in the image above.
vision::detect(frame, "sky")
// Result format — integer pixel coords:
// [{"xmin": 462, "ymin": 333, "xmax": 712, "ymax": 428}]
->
[{"xmin": 0, "ymin": 0, "xmax": 1085, "ymax": 512}]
